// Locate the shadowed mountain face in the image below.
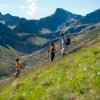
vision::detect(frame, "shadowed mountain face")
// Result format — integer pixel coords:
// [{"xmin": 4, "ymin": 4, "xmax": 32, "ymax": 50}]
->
[
  {"xmin": 37, "ymin": 8, "xmax": 83, "ymax": 31},
  {"xmin": 0, "ymin": 23, "xmax": 18, "ymax": 46},
  {"xmin": 0, "ymin": 23, "xmax": 39, "ymax": 54},
  {"xmin": 79, "ymin": 9, "xmax": 100, "ymax": 24},
  {"xmin": 9, "ymin": 8, "xmax": 83, "ymax": 33},
  {"xmin": 14, "ymin": 20, "xmax": 39, "ymax": 34},
  {"xmin": 0, "ymin": 8, "xmax": 100, "ymax": 34},
  {"xmin": 12, "ymin": 8, "xmax": 81, "ymax": 33},
  {"xmin": 0, "ymin": 13, "xmax": 27, "ymax": 26},
  {"xmin": 0, "ymin": 23, "xmax": 52, "ymax": 54}
]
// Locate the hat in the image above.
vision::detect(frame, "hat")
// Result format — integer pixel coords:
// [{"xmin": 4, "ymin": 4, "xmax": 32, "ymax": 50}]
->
[
  {"xmin": 49, "ymin": 41, "xmax": 54, "ymax": 45},
  {"xmin": 59, "ymin": 32, "xmax": 64, "ymax": 36},
  {"xmin": 49, "ymin": 41, "xmax": 53, "ymax": 44},
  {"xmin": 15, "ymin": 58, "xmax": 20, "ymax": 61}
]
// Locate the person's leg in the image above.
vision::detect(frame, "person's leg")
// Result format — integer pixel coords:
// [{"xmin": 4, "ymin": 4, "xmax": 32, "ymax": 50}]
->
[
  {"xmin": 17, "ymin": 70, "xmax": 20, "ymax": 77},
  {"xmin": 52, "ymin": 53, "xmax": 55, "ymax": 62},
  {"xmin": 15, "ymin": 70, "xmax": 18, "ymax": 77},
  {"xmin": 15, "ymin": 70, "xmax": 20, "ymax": 77},
  {"xmin": 51, "ymin": 53, "xmax": 55, "ymax": 62},
  {"xmin": 61, "ymin": 48, "xmax": 65, "ymax": 57},
  {"xmin": 61, "ymin": 48, "xmax": 63, "ymax": 56},
  {"xmin": 63, "ymin": 48, "xmax": 66, "ymax": 56},
  {"xmin": 51, "ymin": 54, "xmax": 53, "ymax": 62},
  {"xmin": 63, "ymin": 45, "xmax": 67, "ymax": 56}
]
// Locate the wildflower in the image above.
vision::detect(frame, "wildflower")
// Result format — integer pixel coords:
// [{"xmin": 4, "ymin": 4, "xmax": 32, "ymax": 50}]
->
[
  {"xmin": 97, "ymin": 72, "xmax": 100, "ymax": 75},
  {"xmin": 83, "ymin": 67, "xmax": 87, "ymax": 71}
]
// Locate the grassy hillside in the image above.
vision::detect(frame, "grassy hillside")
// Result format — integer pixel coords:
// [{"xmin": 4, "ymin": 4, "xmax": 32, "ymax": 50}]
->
[
  {"xmin": 0, "ymin": 46, "xmax": 21, "ymax": 79},
  {"xmin": 0, "ymin": 40, "xmax": 100, "ymax": 100}
]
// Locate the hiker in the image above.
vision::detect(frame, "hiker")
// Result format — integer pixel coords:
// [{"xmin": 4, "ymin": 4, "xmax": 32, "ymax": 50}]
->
[
  {"xmin": 49, "ymin": 42, "xmax": 55, "ymax": 62},
  {"xmin": 15, "ymin": 58, "xmax": 21, "ymax": 78},
  {"xmin": 59, "ymin": 33, "xmax": 70, "ymax": 57}
]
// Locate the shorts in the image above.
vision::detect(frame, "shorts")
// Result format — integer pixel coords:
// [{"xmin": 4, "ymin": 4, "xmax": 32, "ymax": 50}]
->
[
  {"xmin": 15, "ymin": 70, "xmax": 20, "ymax": 77},
  {"xmin": 61, "ymin": 45, "xmax": 67, "ymax": 56}
]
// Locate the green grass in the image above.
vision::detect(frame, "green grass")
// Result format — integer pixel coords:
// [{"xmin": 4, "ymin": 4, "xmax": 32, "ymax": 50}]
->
[{"xmin": 0, "ymin": 42, "xmax": 100, "ymax": 100}]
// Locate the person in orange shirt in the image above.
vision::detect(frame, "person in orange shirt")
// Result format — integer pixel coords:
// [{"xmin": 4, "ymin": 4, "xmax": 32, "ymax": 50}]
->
[{"xmin": 15, "ymin": 58, "xmax": 21, "ymax": 77}]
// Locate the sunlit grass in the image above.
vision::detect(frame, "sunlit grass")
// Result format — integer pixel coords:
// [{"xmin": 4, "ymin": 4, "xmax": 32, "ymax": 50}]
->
[{"xmin": 0, "ymin": 41, "xmax": 100, "ymax": 100}]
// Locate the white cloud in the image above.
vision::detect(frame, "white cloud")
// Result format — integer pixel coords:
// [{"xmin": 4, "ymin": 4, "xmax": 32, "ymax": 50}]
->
[
  {"xmin": 27, "ymin": 0, "xmax": 37, "ymax": 3},
  {"xmin": 0, "ymin": 0, "xmax": 38, "ymax": 19},
  {"xmin": 0, "ymin": 5, "xmax": 5, "ymax": 10},
  {"xmin": 26, "ymin": 0, "xmax": 38, "ymax": 18}
]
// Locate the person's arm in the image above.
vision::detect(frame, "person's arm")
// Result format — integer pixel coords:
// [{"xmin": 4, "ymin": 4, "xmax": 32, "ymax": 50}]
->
[
  {"xmin": 48, "ymin": 48, "xmax": 50, "ymax": 52},
  {"xmin": 20, "ymin": 63, "xmax": 23, "ymax": 69},
  {"xmin": 54, "ymin": 47, "xmax": 56, "ymax": 54},
  {"xmin": 16, "ymin": 63, "xmax": 18, "ymax": 70}
]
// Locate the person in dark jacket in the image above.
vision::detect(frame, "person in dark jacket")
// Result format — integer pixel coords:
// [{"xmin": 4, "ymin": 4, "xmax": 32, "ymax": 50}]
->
[{"xmin": 49, "ymin": 42, "xmax": 56, "ymax": 62}]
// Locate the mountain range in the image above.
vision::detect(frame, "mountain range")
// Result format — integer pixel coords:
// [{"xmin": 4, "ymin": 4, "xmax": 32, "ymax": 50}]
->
[{"xmin": 0, "ymin": 8, "xmax": 100, "ymax": 54}]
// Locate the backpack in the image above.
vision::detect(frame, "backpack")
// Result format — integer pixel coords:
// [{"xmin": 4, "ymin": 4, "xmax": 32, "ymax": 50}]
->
[
  {"xmin": 66, "ymin": 37, "xmax": 71, "ymax": 45},
  {"xmin": 63, "ymin": 36, "xmax": 71, "ymax": 45}
]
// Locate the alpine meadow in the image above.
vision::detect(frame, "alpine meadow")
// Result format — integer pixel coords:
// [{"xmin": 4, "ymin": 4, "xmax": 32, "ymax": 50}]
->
[{"xmin": 0, "ymin": 0, "xmax": 100, "ymax": 100}]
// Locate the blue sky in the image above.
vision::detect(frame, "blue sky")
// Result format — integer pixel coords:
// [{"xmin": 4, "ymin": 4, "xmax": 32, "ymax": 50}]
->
[{"xmin": 0, "ymin": 0, "xmax": 100, "ymax": 19}]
